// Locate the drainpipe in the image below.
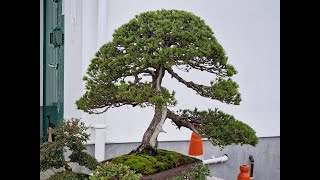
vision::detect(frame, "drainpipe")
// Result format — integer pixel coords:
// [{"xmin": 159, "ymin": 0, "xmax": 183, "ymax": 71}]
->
[
  {"xmin": 249, "ymin": 155, "xmax": 254, "ymax": 179},
  {"xmin": 203, "ymin": 154, "xmax": 228, "ymax": 164}
]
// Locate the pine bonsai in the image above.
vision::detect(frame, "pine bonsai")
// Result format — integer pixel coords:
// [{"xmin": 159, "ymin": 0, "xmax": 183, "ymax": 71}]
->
[{"xmin": 76, "ymin": 9, "xmax": 258, "ymax": 154}]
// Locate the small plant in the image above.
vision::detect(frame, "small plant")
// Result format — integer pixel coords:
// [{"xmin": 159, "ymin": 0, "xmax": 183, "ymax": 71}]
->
[
  {"xmin": 173, "ymin": 163, "xmax": 210, "ymax": 180},
  {"xmin": 90, "ymin": 162, "xmax": 142, "ymax": 180},
  {"xmin": 54, "ymin": 118, "xmax": 90, "ymax": 153},
  {"xmin": 40, "ymin": 141, "xmax": 64, "ymax": 171},
  {"xmin": 69, "ymin": 151, "xmax": 100, "ymax": 171},
  {"xmin": 40, "ymin": 118, "xmax": 100, "ymax": 175},
  {"xmin": 48, "ymin": 171, "xmax": 90, "ymax": 180}
]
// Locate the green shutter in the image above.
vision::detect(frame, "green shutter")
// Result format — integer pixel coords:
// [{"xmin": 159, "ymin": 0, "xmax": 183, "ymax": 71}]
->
[{"xmin": 42, "ymin": 0, "xmax": 64, "ymax": 141}]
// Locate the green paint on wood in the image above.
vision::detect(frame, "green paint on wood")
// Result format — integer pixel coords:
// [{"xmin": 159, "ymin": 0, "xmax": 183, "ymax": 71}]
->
[{"xmin": 43, "ymin": 0, "xmax": 64, "ymax": 141}]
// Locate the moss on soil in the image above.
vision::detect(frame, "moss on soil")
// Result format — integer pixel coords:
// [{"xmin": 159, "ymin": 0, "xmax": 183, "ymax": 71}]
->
[{"xmin": 111, "ymin": 149, "xmax": 199, "ymax": 175}]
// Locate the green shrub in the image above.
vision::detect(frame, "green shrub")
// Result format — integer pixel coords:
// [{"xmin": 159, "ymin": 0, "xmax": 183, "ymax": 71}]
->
[
  {"xmin": 40, "ymin": 141, "xmax": 64, "ymax": 171},
  {"xmin": 40, "ymin": 118, "xmax": 99, "ymax": 172},
  {"xmin": 90, "ymin": 162, "xmax": 142, "ymax": 180},
  {"xmin": 69, "ymin": 151, "xmax": 100, "ymax": 171},
  {"xmin": 54, "ymin": 118, "xmax": 90, "ymax": 153},
  {"xmin": 48, "ymin": 171, "xmax": 90, "ymax": 180},
  {"xmin": 173, "ymin": 163, "xmax": 210, "ymax": 180}
]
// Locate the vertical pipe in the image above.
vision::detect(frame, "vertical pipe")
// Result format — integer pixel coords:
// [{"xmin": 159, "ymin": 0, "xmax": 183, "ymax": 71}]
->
[{"xmin": 249, "ymin": 155, "xmax": 254, "ymax": 178}]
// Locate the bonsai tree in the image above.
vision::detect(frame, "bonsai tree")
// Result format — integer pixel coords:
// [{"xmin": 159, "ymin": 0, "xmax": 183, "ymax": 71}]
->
[
  {"xmin": 76, "ymin": 9, "xmax": 258, "ymax": 154},
  {"xmin": 40, "ymin": 118, "xmax": 100, "ymax": 175}
]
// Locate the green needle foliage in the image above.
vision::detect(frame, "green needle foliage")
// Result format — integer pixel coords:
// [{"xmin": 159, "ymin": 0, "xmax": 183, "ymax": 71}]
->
[
  {"xmin": 177, "ymin": 108, "xmax": 258, "ymax": 148},
  {"xmin": 76, "ymin": 9, "xmax": 258, "ymax": 149}
]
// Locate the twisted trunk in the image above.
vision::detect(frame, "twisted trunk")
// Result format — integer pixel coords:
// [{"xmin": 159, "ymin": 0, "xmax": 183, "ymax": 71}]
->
[
  {"xmin": 134, "ymin": 67, "xmax": 167, "ymax": 154},
  {"xmin": 134, "ymin": 105, "xmax": 168, "ymax": 154}
]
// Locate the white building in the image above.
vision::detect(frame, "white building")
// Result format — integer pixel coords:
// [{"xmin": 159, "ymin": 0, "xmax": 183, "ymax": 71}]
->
[{"xmin": 40, "ymin": 0, "xmax": 280, "ymax": 173}]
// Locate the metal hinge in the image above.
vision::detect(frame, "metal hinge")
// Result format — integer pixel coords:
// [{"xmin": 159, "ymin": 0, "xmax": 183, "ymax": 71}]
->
[
  {"xmin": 50, "ymin": 27, "xmax": 64, "ymax": 48},
  {"xmin": 62, "ymin": 33, "xmax": 64, "ymax": 45},
  {"xmin": 50, "ymin": 33, "xmax": 53, "ymax": 44}
]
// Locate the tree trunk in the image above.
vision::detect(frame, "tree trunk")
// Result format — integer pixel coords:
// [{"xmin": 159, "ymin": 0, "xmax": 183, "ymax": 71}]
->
[
  {"xmin": 133, "ymin": 66, "xmax": 167, "ymax": 154},
  {"xmin": 134, "ymin": 105, "xmax": 168, "ymax": 154}
]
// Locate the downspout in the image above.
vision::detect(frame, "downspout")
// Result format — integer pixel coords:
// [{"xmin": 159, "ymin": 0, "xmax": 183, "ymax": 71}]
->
[
  {"xmin": 203, "ymin": 154, "xmax": 228, "ymax": 164},
  {"xmin": 249, "ymin": 155, "xmax": 254, "ymax": 179}
]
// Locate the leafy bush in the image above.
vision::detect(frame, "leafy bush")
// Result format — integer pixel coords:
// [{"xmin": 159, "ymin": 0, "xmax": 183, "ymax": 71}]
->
[
  {"xmin": 40, "ymin": 141, "xmax": 64, "ymax": 171},
  {"xmin": 69, "ymin": 151, "xmax": 100, "ymax": 171},
  {"xmin": 40, "ymin": 118, "xmax": 98, "ymax": 172},
  {"xmin": 48, "ymin": 171, "xmax": 90, "ymax": 180},
  {"xmin": 90, "ymin": 162, "xmax": 142, "ymax": 180},
  {"xmin": 173, "ymin": 163, "xmax": 210, "ymax": 180},
  {"xmin": 54, "ymin": 118, "xmax": 90, "ymax": 153}
]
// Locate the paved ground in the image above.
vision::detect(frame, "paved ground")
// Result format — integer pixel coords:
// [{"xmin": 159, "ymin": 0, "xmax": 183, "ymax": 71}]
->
[
  {"xmin": 207, "ymin": 176, "xmax": 224, "ymax": 180},
  {"xmin": 40, "ymin": 163, "xmax": 92, "ymax": 179}
]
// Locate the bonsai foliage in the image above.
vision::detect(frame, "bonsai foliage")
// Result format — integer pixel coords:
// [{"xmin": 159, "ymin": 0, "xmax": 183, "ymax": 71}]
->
[
  {"xmin": 40, "ymin": 118, "xmax": 100, "ymax": 172},
  {"xmin": 54, "ymin": 118, "xmax": 90, "ymax": 153},
  {"xmin": 48, "ymin": 171, "xmax": 90, "ymax": 180},
  {"xmin": 90, "ymin": 162, "xmax": 142, "ymax": 180},
  {"xmin": 40, "ymin": 141, "xmax": 65, "ymax": 171},
  {"xmin": 173, "ymin": 163, "xmax": 210, "ymax": 180},
  {"xmin": 76, "ymin": 9, "xmax": 258, "ymax": 152}
]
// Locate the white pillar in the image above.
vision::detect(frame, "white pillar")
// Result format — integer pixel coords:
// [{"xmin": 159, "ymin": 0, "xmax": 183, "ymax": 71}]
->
[{"xmin": 94, "ymin": 124, "xmax": 106, "ymax": 161}]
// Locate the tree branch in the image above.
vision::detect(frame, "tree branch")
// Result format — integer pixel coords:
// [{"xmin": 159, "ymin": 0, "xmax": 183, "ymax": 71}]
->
[
  {"xmin": 174, "ymin": 58, "xmax": 229, "ymax": 77},
  {"xmin": 187, "ymin": 60, "xmax": 227, "ymax": 77},
  {"xmin": 88, "ymin": 100, "xmax": 140, "ymax": 114},
  {"xmin": 166, "ymin": 68, "xmax": 208, "ymax": 96},
  {"xmin": 133, "ymin": 73, "xmax": 142, "ymax": 84},
  {"xmin": 144, "ymin": 69, "xmax": 156, "ymax": 76},
  {"xmin": 166, "ymin": 109, "xmax": 201, "ymax": 134}
]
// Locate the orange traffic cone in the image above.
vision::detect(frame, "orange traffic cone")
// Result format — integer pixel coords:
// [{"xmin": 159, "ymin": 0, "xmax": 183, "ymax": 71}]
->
[
  {"xmin": 188, "ymin": 132, "xmax": 203, "ymax": 159},
  {"xmin": 237, "ymin": 165, "xmax": 250, "ymax": 180}
]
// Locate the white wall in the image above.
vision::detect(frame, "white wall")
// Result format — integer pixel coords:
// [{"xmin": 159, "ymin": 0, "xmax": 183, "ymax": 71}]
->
[
  {"xmin": 40, "ymin": 0, "xmax": 43, "ymax": 106},
  {"xmin": 64, "ymin": 0, "xmax": 84, "ymax": 119},
  {"xmin": 63, "ymin": 0, "xmax": 280, "ymax": 143}
]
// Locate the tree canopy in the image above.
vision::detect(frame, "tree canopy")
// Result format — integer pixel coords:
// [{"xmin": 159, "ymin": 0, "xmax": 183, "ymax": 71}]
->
[{"xmin": 76, "ymin": 9, "xmax": 258, "ymax": 148}]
